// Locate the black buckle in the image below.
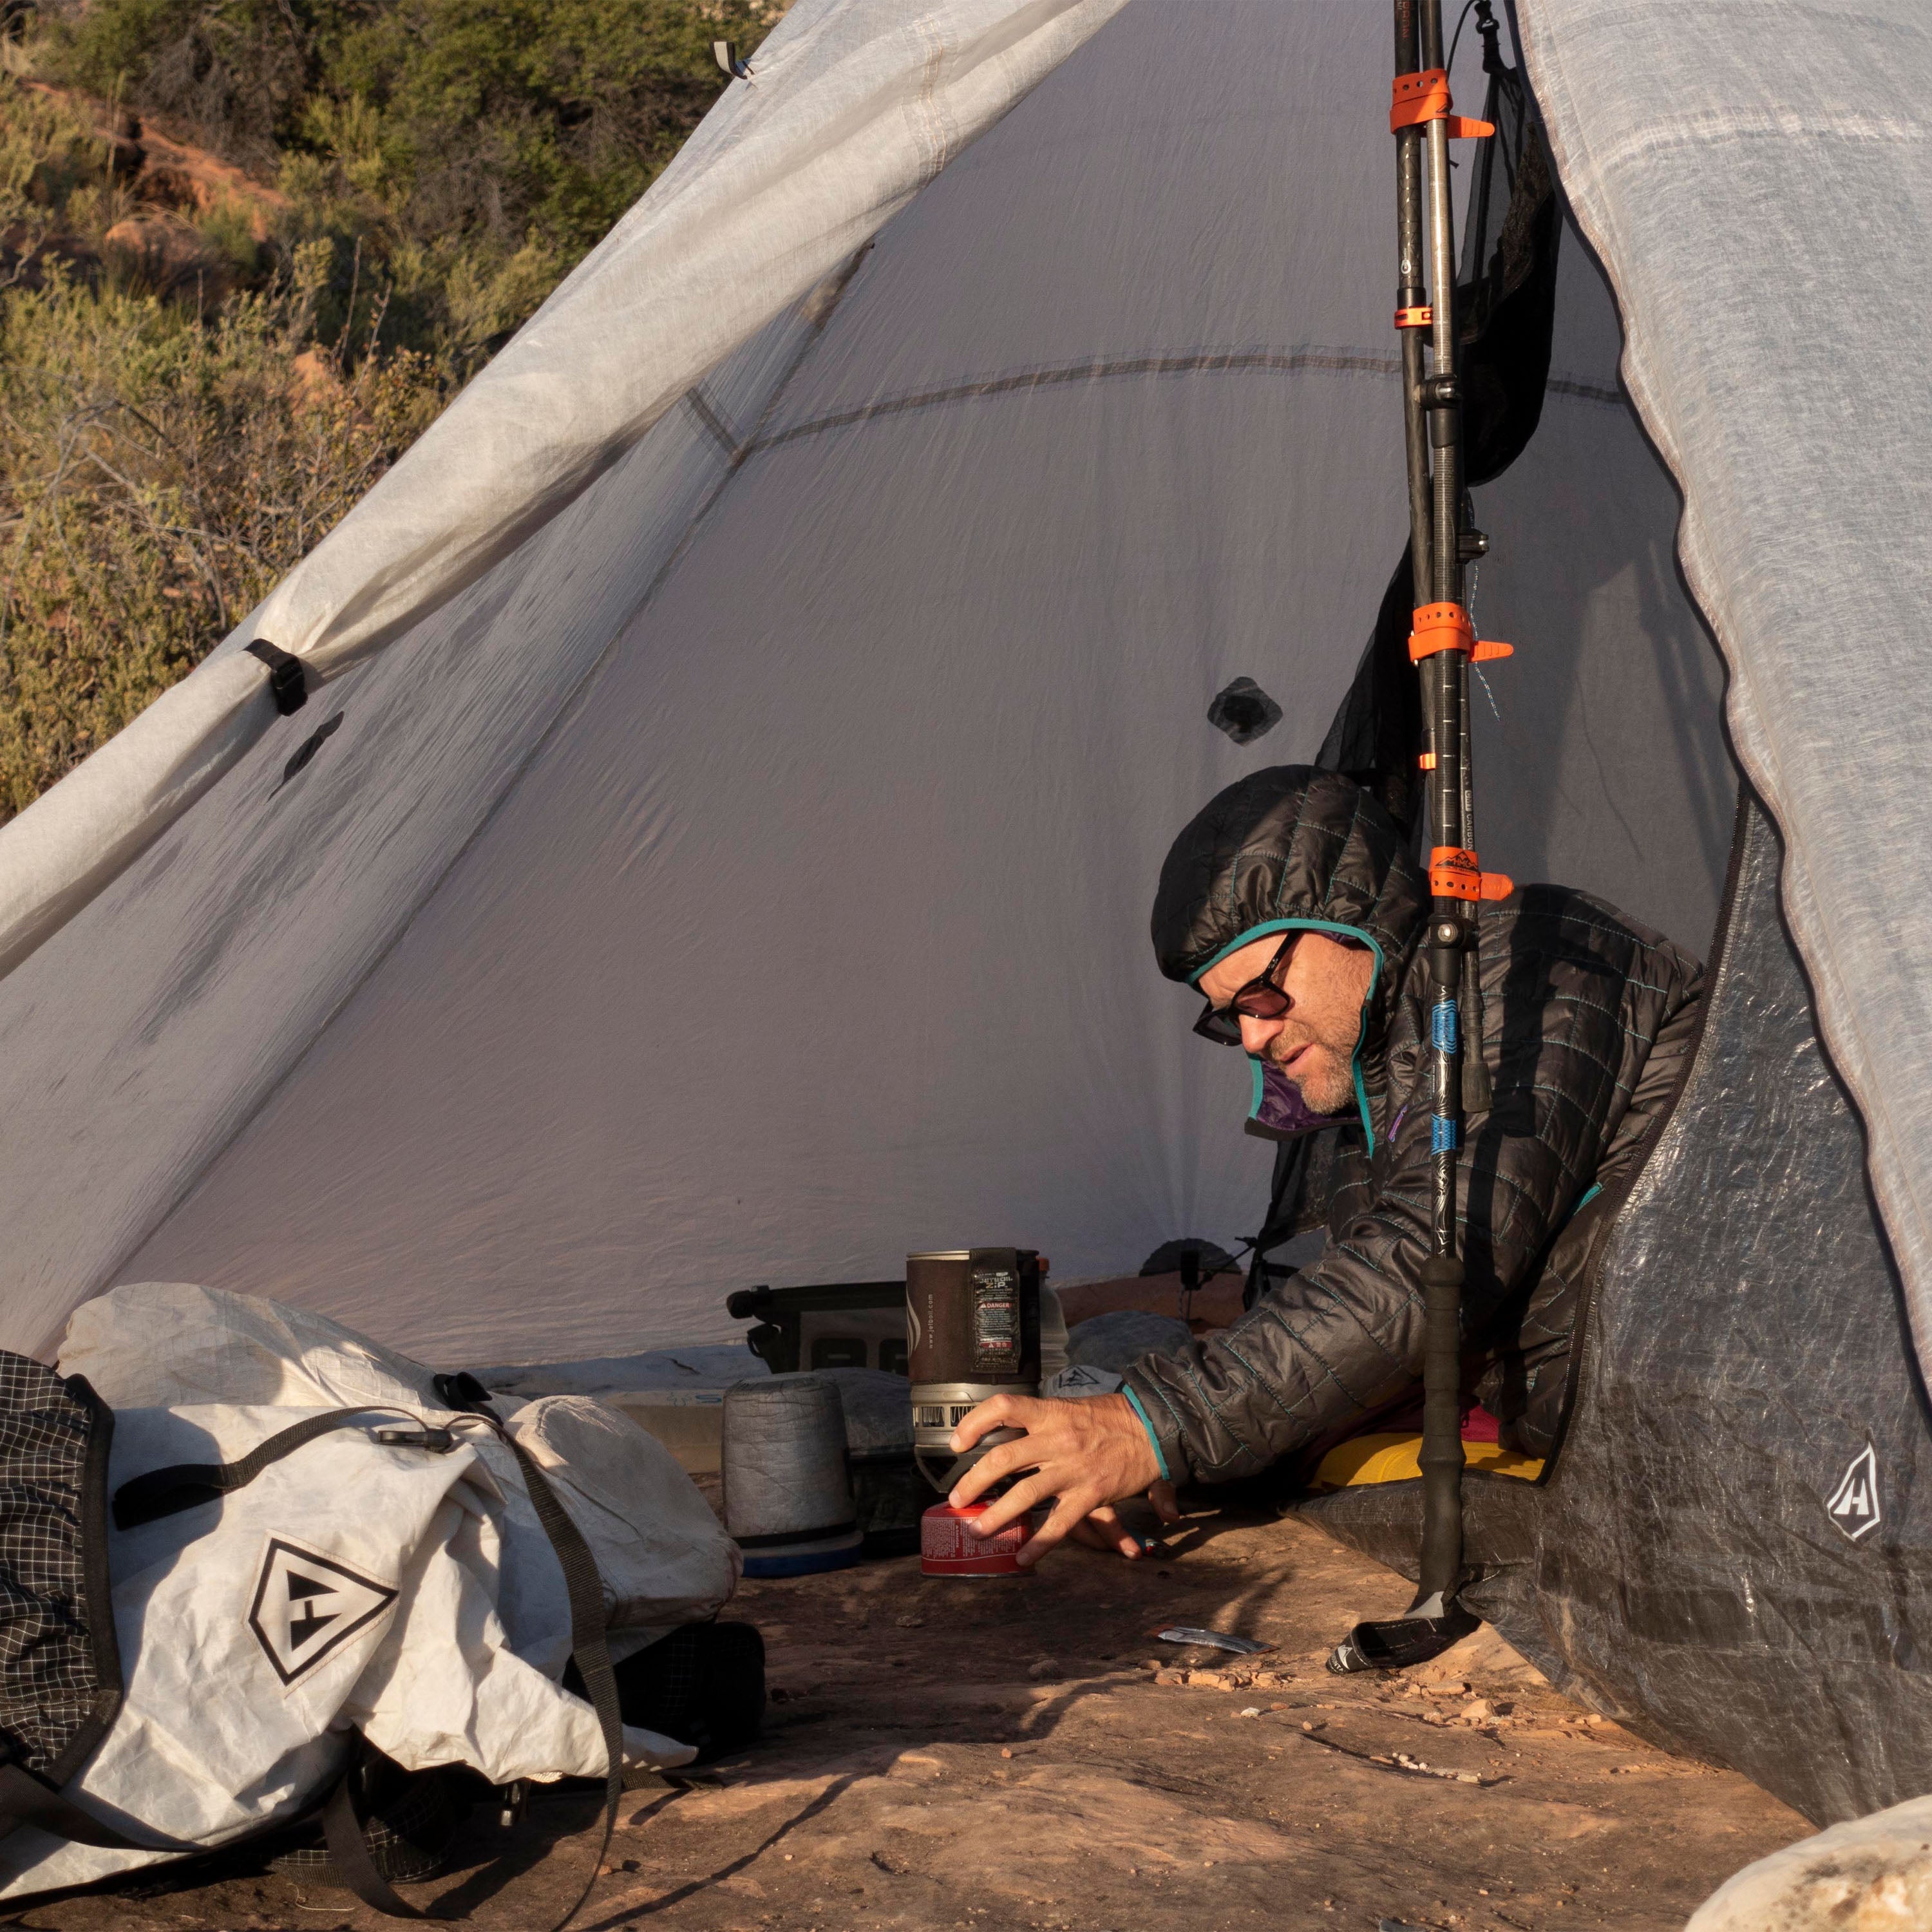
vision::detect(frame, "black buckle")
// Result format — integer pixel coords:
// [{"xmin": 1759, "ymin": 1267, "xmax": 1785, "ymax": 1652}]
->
[{"xmin": 372, "ymin": 1425, "xmax": 455, "ymax": 1453}]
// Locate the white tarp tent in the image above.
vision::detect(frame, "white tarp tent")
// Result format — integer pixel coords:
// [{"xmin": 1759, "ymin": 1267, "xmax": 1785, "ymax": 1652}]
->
[{"xmin": 0, "ymin": 0, "xmax": 1833, "ymax": 1370}]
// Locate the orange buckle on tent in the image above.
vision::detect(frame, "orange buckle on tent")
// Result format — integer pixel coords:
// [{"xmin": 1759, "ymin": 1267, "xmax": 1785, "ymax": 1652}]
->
[
  {"xmin": 1390, "ymin": 69, "xmax": 1495, "ymax": 139},
  {"xmin": 1430, "ymin": 846, "xmax": 1514, "ymax": 904},
  {"xmin": 1417, "ymin": 751, "xmax": 1437, "ymax": 771},
  {"xmin": 1408, "ymin": 602, "xmax": 1514, "ymax": 665},
  {"xmin": 1394, "ymin": 305, "xmax": 1434, "ymax": 330}
]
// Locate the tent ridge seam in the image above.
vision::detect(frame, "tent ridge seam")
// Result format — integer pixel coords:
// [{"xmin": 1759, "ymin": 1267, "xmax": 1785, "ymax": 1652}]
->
[
  {"xmin": 739, "ymin": 346, "xmax": 1624, "ymax": 456},
  {"xmin": 742, "ymin": 345, "xmax": 1405, "ymax": 452}
]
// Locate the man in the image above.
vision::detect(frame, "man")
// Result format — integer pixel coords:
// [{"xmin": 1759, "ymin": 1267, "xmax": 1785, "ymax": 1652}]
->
[{"xmin": 951, "ymin": 765, "xmax": 1704, "ymax": 1565}]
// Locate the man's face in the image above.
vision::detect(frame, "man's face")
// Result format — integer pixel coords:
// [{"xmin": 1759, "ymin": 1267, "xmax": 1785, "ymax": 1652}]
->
[{"xmin": 1196, "ymin": 930, "xmax": 1375, "ymax": 1116}]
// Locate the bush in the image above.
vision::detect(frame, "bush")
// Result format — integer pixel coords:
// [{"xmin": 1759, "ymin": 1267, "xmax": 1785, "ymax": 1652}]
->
[
  {"xmin": 0, "ymin": 245, "xmax": 442, "ymax": 815},
  {"xmin": 35, "ymin": 0, "xmax": 777, "ymax": 366},
  {"xmin": 0, "ymin": 0, "xmax": 777, "ymax": 822}
]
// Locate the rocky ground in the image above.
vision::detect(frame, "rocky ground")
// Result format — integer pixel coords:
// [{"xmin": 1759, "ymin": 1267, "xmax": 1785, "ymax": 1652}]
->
[{"xmin": 12, "ymin": 1487, "xmax": 1808, "ymax": 1932}]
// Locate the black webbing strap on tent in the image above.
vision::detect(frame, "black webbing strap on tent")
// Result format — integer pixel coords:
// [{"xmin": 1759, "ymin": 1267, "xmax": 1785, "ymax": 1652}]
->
[
  {"xmin": 111, "ymin": 1409, "xmax": 451, "ymax": 1530},
  {"xmin": 245, "ymin": 638, "xmax": 309, "ymax": 714}
]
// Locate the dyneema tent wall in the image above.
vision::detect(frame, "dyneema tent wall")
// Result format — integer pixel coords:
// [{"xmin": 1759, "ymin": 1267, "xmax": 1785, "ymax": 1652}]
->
[{"xmin": 0, "ymin": 1, "xmax": 1728, "ymax": 1365}]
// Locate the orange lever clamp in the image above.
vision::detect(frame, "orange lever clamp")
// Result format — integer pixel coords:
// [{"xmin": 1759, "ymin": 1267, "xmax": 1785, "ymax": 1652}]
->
[
  {"xmin": 1430, "ymin": 846, "xmax": 1514, "ymax": 904},
  {"xmin": 1394, "ymin": 304, "xmax": 1434, "ymax": 330},
  {"xmin": 1390, "ymin": 69, "xmax": 1495, "ymax": 139},
  {"xmin": 1407, "ymin": 602, "xmax": 1513, "ymax": 665}
]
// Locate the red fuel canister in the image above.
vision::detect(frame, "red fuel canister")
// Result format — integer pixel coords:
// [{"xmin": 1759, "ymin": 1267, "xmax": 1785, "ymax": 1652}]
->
[{"xmin": 920, "ymin": 1502, "xmax": 1028, "ymax": 1577}]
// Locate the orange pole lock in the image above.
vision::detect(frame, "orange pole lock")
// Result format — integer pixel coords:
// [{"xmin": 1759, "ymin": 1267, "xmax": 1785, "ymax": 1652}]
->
[
  {"xmin": 1429, "ymin": 846, "xmax": 1514, "ymax": 904},
  {"xmin": 1394, "ymin": 305, "xmax": 1434, "ymax": 330},
  {"xmin": 1406, "ymin": 602, "xmax": 1513, "ymax": 665},
  {"xmin": 1389, "ymin": 69, "xmax": 1495, "ymax": 140}
]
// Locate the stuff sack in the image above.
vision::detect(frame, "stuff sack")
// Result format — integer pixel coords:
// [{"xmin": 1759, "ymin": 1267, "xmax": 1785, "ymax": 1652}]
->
[{"xmin": 0, "ymin": 1283, "xmax": 744, "ymax": 1908}]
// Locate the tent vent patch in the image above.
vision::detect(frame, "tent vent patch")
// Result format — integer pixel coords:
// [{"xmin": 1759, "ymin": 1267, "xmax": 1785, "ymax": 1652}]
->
[
  {"xmin": 1825, "ymin": 1444, "xmax": 1882, "ymax": 1543},
  {"xmin": 1208, "ymin": 677, "xmax": 1282, "ymax": 746},
  {"xmin": 247, "ymin": 1538, "xmax": 398, "ymax": 1686}
]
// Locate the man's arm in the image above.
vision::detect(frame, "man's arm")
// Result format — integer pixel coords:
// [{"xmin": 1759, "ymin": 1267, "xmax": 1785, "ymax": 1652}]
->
[{"xmin": 1126, "ymin": 896, "xmax": 1705, "ymax": 1488}]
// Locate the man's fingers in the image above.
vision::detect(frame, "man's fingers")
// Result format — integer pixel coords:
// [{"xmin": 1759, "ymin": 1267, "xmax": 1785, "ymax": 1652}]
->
[
  {"xmin": 1083, "ymin": 1504, "xmax": 1144, "ymax": 1559},
  {"xmin": 949, "ymin": 1394, "xmax": 1021, "ymax": 1452},
  {"xmin": 947, "ymin": 1434, "xmax": 1041, "ymax": 1510},
  {"xmin": 1017, "ymin": 1494, "xmax": 1093, "ymax": 1569},
  {"xmin": 967, "ymin": 1472, "xmax": 1053, "ymax": 1540},
  {"xmin": 1149, "ymin": 1479, "xmax": 1180, "ymax": 1523}
]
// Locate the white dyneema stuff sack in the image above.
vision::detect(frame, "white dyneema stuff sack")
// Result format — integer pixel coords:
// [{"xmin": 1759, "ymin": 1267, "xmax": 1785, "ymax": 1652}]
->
[{"xmin": 0, "ymin": 1283, "xmax": 741, "ymax": 1902}]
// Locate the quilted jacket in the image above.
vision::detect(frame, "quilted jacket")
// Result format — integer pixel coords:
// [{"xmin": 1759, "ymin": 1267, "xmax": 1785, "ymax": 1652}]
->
[{"xmin": 1122, "ymin": 767, "xmax": 1705, "ymax": 1478}]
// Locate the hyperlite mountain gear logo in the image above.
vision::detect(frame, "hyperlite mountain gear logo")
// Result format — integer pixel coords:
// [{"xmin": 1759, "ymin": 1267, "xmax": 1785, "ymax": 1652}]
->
[
  {"xmin": 1826, "ymin": 1444, "xmax": 1882, "ymax": 1542},
  {"xmin": 247, "ymin": 1539, "xmax": 398, "ymax": 1686}
]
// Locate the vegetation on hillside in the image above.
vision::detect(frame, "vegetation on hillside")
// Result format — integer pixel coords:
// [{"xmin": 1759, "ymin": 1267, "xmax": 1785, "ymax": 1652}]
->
[{"xmin": 0, "ymin": 0, "xmax": 776, "ymax": 820}]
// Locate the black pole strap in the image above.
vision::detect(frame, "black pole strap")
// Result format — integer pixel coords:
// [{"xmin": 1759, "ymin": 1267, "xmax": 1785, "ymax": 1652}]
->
[
  {"xmin": 245, "ymin": 639, "xmax": 309, "ymax": 715},
  {"xmin": 500, "ymin": 1435, "xmax": 625, "ymax": 1932}
]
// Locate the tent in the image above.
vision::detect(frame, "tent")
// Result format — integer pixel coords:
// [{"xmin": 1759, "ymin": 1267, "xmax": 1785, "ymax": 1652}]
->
[{"xmin": 0, "ymin": 0, "xmax": 1922, "ymax": 1832}]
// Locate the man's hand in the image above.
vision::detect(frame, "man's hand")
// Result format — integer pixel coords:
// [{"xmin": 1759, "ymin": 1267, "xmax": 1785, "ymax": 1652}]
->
[{"xmin": 947, "ymin": 1394, "xmax": 1177, "ymax": 1567}]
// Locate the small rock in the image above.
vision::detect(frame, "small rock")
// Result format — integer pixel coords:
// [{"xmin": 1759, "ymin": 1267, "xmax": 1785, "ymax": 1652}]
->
[
  {"xmin": 102, "ymin": 216, "xmax": 232, "ymax": 302},
  {"xmin": 1191, "ymin": 1669, "xmax": 1227, "ymax": 1690},
  {"xmin": 1155, "ymin": 1669, "xmax": 1186, "ymax": 1686},
  {"xmin": 1028, "ymin": 1658, "xmax": 1061, "ymax": 1680},
  {"xmin": 1238, "ymin": 1707, "xmax": 1262, "ymax": 1718},
  {"xmin": 1459, "ymin": 1699, "xmax": 1493, "ymax": 1723}
]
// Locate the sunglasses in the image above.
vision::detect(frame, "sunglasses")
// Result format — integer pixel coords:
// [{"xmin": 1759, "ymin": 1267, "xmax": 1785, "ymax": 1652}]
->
[{"xmin": 1193, "ymin": 932, "xmax": 1296, "ymax": 1047}]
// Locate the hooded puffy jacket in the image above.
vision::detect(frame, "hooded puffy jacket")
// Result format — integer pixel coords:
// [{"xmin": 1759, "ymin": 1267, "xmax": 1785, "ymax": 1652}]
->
[{"xmin": 1121, "ymin": 767, "xmax": 1704, "ymax": 1481}]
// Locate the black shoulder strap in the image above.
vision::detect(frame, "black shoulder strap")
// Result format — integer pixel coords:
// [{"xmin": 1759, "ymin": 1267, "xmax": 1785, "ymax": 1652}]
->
[
  {"xmin": 111, "ymin": 1409, "xmax": 451, "ymax": 1530},
  {"xmin": 0, "ymin": 1762, "xmax": 194, "ymax": 1852}
]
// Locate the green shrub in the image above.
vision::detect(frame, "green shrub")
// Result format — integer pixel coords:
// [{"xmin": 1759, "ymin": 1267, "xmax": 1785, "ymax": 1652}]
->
[
  {"xmin": 0, "ymin": 1, "xmax": 778, "ymax": 822},
  {"xmin": 37, "ymin": 0, "xmax": 778, "ymax": 366},
  {"xmin": 0, "ymin": 245, "xmax": 443, "ymax": 817}
]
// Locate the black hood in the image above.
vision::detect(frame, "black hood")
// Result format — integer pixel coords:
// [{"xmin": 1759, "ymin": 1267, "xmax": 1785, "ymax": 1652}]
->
[{"xmin": 1150, "ymin": 767, "xmax": 1426, "ymax": 990}]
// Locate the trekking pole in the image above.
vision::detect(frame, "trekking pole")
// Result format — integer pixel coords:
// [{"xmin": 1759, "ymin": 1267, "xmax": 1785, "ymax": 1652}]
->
[{"xmin": 1331, "ymin": 0, "xmax": 1511, "ymax": 1676}]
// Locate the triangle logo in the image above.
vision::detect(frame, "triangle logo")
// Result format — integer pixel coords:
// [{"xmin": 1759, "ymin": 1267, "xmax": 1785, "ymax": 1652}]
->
[
  {"xmin": 247, "ymin": 1538, "xmax": 399, "ymax": 1687},
  {"xmin": 1825, "ymin": 1443, "xmax": 1883, "ymax": 1543}
]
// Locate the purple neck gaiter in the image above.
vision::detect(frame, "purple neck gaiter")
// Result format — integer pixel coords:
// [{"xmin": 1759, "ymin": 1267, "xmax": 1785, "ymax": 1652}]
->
[{"xmin": 1251, "ymin": 1059, "xmax": 1336, "ymax": 1137}]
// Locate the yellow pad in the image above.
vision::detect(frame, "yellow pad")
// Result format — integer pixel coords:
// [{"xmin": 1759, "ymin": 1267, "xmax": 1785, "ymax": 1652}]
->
[{"xmin": 1311, "ymin": 1431, "xmax": 1544, "ymax": 1490}]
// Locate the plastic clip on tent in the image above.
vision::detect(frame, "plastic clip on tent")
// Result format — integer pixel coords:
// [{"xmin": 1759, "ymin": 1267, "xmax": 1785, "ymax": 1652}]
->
[{"xmin": 1329, "ymin": 0, "xmax": 1515, "ymax": 1679}]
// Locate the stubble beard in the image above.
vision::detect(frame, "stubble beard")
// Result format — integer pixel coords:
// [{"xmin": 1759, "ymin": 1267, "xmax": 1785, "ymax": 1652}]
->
[{"xmin": 1267, "ymin": 1032, "xmax": 1358, "ymax": 1116}]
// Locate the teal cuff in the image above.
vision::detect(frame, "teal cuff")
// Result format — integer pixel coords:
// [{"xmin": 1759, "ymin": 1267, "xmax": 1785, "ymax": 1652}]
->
[{"xmin": 1122, "ymin": 1386, "xmax": 1171, "ymax": 1484}]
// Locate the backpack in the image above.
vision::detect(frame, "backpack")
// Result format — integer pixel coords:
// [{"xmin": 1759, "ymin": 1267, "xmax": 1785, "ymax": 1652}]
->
[{"xmin": 0, "ymin": 1354, "xmax": 636, "ymax": 1927}]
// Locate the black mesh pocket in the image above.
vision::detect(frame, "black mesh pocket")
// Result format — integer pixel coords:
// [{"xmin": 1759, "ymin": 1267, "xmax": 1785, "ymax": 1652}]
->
[
  {"xmin": 611, "ymin": 1622, "xmax": 765, "ymax": 1764},
  {"xmin": 270, "ymin": 1749, "xmax": 480, "ymax": 1886}
]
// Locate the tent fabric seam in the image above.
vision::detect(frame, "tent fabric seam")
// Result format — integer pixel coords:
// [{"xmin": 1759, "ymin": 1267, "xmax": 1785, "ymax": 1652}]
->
[{"xmin": 741, "ymin": 347, "xmax": 1624, "ymax": 459}]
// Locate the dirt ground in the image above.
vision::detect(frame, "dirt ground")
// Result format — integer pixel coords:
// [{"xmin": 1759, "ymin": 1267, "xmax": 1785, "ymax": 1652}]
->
[{"xmin": 10, "ymin": 1486, "xmax": 1809, "ymax": 1932}]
